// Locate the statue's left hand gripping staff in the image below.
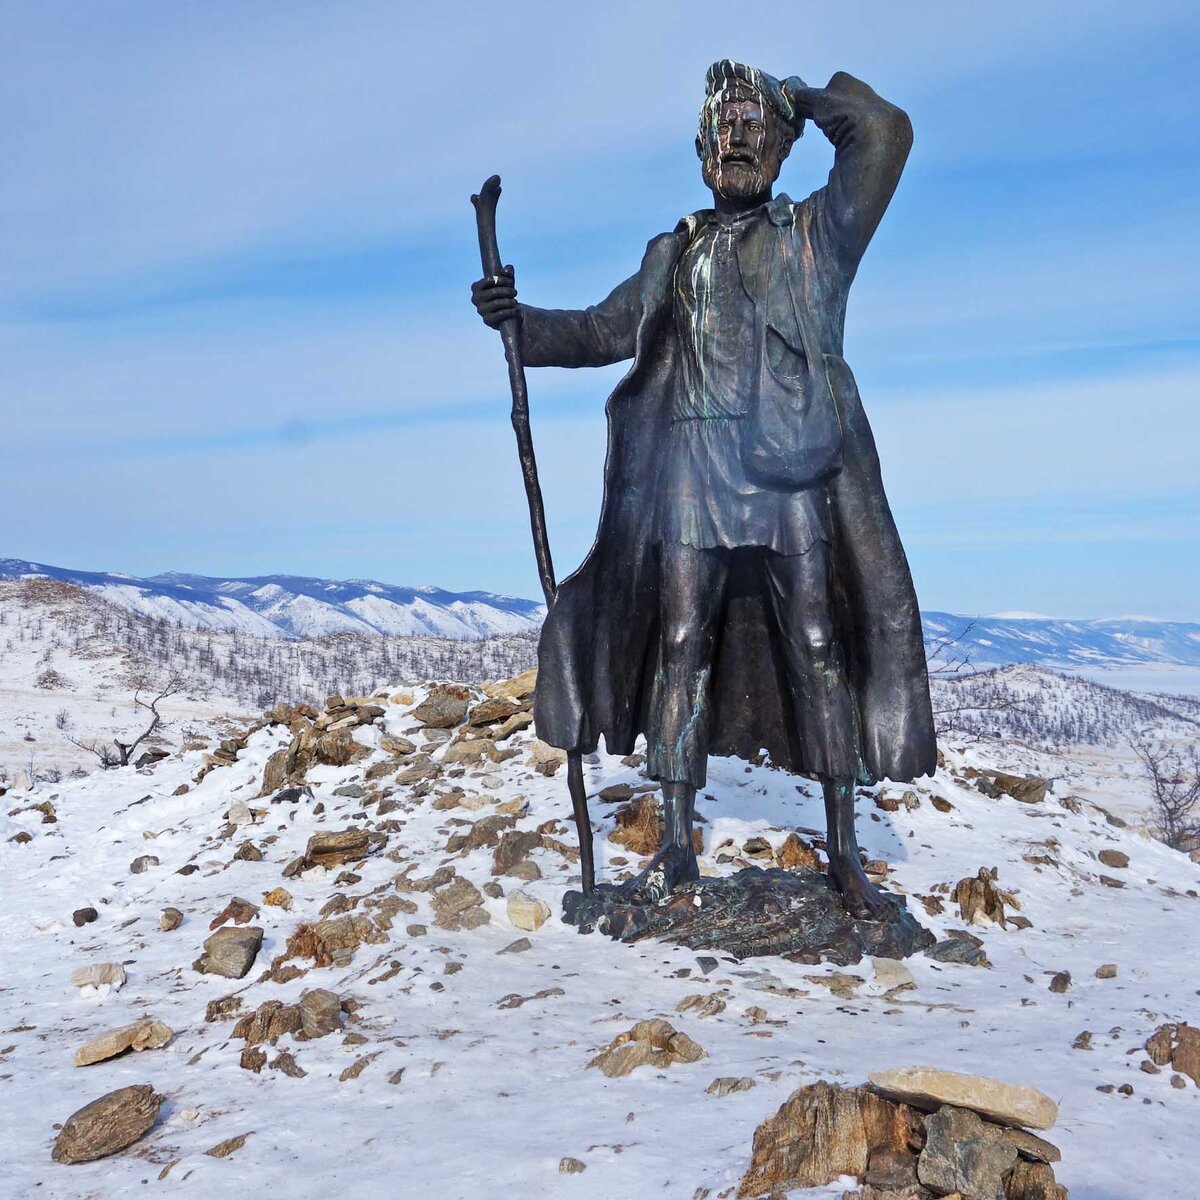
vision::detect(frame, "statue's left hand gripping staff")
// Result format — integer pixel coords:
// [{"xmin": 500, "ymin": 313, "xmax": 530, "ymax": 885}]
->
[{"xmin": 470, "ymin": 175, "xmax": 595, "ymax": 894}]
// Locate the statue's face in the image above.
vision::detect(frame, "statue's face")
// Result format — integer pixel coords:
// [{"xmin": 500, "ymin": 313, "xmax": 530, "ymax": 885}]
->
[{"xmin": 698, "ymin": 90, "xmax": 785, "ymax": 201}]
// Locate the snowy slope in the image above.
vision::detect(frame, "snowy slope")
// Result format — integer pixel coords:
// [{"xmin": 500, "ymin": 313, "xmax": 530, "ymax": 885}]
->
[
  {"xmin": 0, "ymin": 559, "xmax": 545, "ymax": 640},
  {"xmin": 2, "ymin": 689, "xmax": 1198, "ymax": 1197}
]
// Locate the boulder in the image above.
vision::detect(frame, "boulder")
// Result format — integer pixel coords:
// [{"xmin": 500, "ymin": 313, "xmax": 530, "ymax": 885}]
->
[
  {"xmin": 299, "ymin": 988, "xmax": 343, "ymax": 1038},
  {"xmin": 74, "ymin": 1019, "xmax": 173, "ymax": 1067},
  {"xmin": 431, "ymin": 877, "xmax": 490, "ymax": 931},
  {"xmin": 72, "ymin": 907, "xmax": 98, "ymax": 927},
  {"xmin": 159, "ymin": 907, "xmax": 183, "ymax": 931},
  {"xmin": 868, "ymin": 1067, "xmax": 1058, "ymax": 1131},
  {"xmin": 506, "ymin": 890, "xmax": 550, "ymax": 932},
  {"xmin": 411, "ymin": 683, "xmax": 471, "ymax": 728},
  {"xmin": 194, "ymin": 926, "xmax": 263, "ymax": 979},
  {"xmin": 917, "ymin": 1105, "xmax": 1017, "ymax": 1200},
  {"xmin": 738, "ymin": 1081, "xmax": 918, "ymax": 1198},
  {"xmin": 51, "ymin": 1084, "xmax": 162, "ymax": 1164}
]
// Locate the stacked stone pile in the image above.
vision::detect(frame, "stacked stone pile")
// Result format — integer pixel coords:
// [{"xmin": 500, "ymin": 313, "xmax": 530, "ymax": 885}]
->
[{"xmin": 740, "ymin": 1068, "xmax": 1068, "ymax": 1199}]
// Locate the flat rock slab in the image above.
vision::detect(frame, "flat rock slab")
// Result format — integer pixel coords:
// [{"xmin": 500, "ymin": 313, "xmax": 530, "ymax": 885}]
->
[
  {"xmin": 562, "ymin": 867, "xmax": 934, "ymax": 964},
  {"xmin": 74, "ymin": 1019, "xmax": 173, "ymax": 1067},
  {"xmin": 869, "ymin": 1066, "xmax": 1059, "ymax": 1131}
]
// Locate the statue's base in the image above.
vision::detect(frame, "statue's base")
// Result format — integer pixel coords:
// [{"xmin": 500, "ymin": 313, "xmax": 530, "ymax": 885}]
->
[{"xmin": 562, "ymin": 866, "xmax": 935, "ymax": 965}]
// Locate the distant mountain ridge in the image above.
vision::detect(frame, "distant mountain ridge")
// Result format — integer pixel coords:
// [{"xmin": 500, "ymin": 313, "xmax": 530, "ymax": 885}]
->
[
  {"xmin": 3, "ymin": 558, "xmax": 1198, "ymax": 672},
  {"xmin": 0, "ymin": 559, "xmax": 544, "ymax": 640},
  {"xmin": 922, "ymin": 610, "xmax": 1200, "ymax": 671}
]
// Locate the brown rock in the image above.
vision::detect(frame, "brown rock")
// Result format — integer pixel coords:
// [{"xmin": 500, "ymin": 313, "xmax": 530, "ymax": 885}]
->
[
  {"xmin": 304, "ymin": 828, "xmax": 372, "ymax": 870},
  {"xmin": 263, "ymin": 887, "xmax": 292, "ymax": 910},
  {"xmin": 209, "ymin": 896, "xmax": 260, "ymax": 930},
  {"xmin": 74, "ymin": 1019, "xmax": 173, "ymax": 1067},
  {"xmin": 1048, "ymin": 971, "xmax": 1071, "ymax": 994},
  {"xmin": 313, "ymin": 729, "xmax": 370, "ymax": 767},
  {"xmin": 431, "ymin": 876, "xmax": 490, "ymax": 931},
  {"xmin": 492, "ymin": 829, "xmax": 542, "ymax": 874},
  {"xmin": 159, "ymin": 907, "xmax": 183, "ymax": 931},
  {"xmin": 778, "ymin": 832, "xmax": 820, "ymax": 871},
  {"xmin": 493, "ymin": 711, "xmax": 534, "ymax": 741},
  {"xmin": 1003, "ymin": 1128, "xmax": 1061, "ymax": 1165},
  {"xmin": 233, "ymin": 1000, "xmax": 302, "ymax": 1046},
  {"xmin": 283, "ymin": 915, "xmax": 385, "ymax": 968},
  {"xmin": 72, "ymin": 907, "xmax": 98, "ymax": 927},
  {"xmin": 51, "ymin": 1084, "xmax": 162, "ymax": 1164},
  {"xmin": 952, "ymin": 867, "xmax": 1018, "ymax": 927},
  {"xmin": 1174, "ymin": 1024, "xmax": 1200, "ymax": 1085},
  {"xmin": 467, "ymin": 696, "xmax": 523, "ymax": 726},
  {"xmin": 411, "ymin": 683, "xmax": 471, "ymax": 728},
  {"xmin": 299, "ymin": 988, "xmax": 342, "ymax": 1038},
  {"xmin": 205, "ymin": 1132, "xmax": 252, "ymax": 1159},
  {"xmin": 1004, "ymin": 1158, "xmax": 1070, "ymax": 1199},
  {"xmin": 559, "ymin": 1156, "xmax": 586, "ymax": 1174},
  {"xmin": 1097, "ymin": 848, "xmax": 1129, "ymax": 869},
  {"xmin": 739, "ymin": 1081, "xmax": 918, "ymax": 1198},
  {"xmin": 205, "ymin": 994, "xmax": 243, "ymax": 1023},
  {"xmin": 129, "ymin": 855, "xmax": 159, "ymax": 874},
  {"xmin": 589, "ymin": 1019, "xmax": 707, "ymax": 1079},
  {"xmin": 977, "ymin": 772, "xmax": 1048, "ymax": 805}
]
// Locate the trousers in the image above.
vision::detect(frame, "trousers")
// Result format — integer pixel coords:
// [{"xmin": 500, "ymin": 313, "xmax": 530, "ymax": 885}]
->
[{"xmin": 646, "ymin": 540, "xmax": 859, "ymax": 788}]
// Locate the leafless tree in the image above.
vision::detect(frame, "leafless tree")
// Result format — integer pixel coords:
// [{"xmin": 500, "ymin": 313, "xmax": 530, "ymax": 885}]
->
[
  {"xmin": 1132, "ymin": 733, "xmax": 1200, "ymax": 852},
  {"xmin": 926, "ymin": 621, "xmax": 1035, "ymax": 740},
  {"xmin": 64, "ymin": 671, "xmax": 185, "ymax": 768}
]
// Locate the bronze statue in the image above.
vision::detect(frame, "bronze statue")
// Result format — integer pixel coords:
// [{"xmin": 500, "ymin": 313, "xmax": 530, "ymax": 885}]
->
[{"xmin": 472, "ymin": 62, "xmax": 935, "ymax": 924}]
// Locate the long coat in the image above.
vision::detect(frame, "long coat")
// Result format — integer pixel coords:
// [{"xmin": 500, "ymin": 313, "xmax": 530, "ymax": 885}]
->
[{"xmin": 521, "ymin": 73, "xmax": 937, "ymax": 785}]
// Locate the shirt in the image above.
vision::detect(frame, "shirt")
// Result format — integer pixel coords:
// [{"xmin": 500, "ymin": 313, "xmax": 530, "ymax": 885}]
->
[{"xmin": 657, "ymin": 204, "xmax": 829, "ymax": 555}]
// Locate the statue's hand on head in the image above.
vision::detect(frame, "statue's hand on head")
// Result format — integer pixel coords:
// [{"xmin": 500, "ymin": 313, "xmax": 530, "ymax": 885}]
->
[
  {"xmin": 784, "ymin": 74, "xmax": 855, "ymax": 149},
  {"xmin": 471, "ymin": 265, "xmax": 519, "ymax": 330}
]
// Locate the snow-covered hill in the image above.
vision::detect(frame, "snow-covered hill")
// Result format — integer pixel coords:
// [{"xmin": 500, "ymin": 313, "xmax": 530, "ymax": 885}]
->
[
  {"xmin": 924, "ymin": 610, "xmax": 1200, "ymax": 673},
  {"xmin": 5, "ymin": 561, "xmax": 1198, "ymax": 685},
  {"xmin": 2, "ymin": 681, "xmax": 1198, "ymax": 1197},
  {"xmin": 0, "ymin": 559, "xmax": 545, "ymax": 640}
]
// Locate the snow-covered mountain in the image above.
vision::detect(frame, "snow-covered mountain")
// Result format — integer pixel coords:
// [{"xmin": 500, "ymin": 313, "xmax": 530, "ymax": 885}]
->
[
  {"xmin": 3, "ymin": 559, "xmax": 1198, "ymax": 677},
  {"xmin": 924, "ymin": 610, "xmax": 1200, "ymax": 671},
  {"xmin": 0, "ymin": 559, "xmax": 544, "ymax": 640}
]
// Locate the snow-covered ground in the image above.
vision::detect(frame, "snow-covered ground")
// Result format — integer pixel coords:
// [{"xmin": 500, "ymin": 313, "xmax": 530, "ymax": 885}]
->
[{"xmin": 3, "ymin": 688, "xmax": 1198, "ymax": 1198}]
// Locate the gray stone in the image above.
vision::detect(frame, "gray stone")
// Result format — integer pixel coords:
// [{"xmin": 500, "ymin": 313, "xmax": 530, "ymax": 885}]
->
[
  {"xmin": 917, "ymin": 1105, "xmax": 1018, "ymax": 1200},
  {"xmin": 129, "ymin": 855, "xmax": 159, "ymax": 874},
  {"xmin": 72, "ymin": 907, "xmax": 98, "ymax": 927},
  {"xmin": 194, "ymin": 926, "xmax": 263, "ymax": 979}
]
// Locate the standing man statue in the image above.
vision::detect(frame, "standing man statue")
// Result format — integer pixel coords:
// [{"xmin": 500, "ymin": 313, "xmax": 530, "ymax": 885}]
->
[{"xmin": 472, "ymin": 63, "xmax": 936, "ymax": 920}]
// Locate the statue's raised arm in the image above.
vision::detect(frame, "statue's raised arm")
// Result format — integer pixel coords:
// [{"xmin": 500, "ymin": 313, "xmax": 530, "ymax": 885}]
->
[{"xmin": 786, "ymin": 71, "xmax": 913, "ymax": 277}]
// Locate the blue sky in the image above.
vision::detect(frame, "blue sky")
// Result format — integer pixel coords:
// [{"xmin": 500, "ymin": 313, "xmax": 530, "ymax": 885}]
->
[{"xmin": 2, "ymin": 1, "xmax": 1197, "ymax": 618}]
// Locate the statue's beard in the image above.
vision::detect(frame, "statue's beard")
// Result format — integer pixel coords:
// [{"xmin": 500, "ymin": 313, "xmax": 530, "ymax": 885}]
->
[{"xmin": 703, "ymin": 156, "xmax": 776, "ymax": 201}]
